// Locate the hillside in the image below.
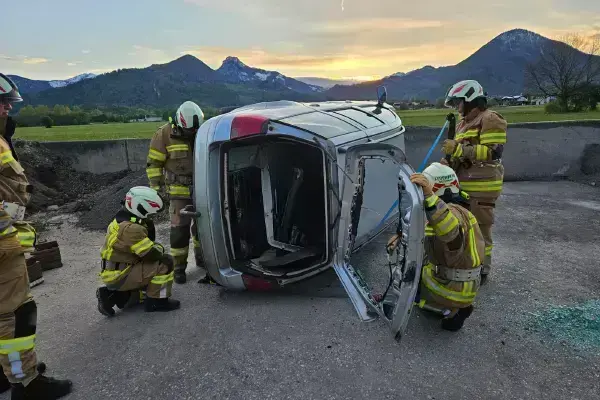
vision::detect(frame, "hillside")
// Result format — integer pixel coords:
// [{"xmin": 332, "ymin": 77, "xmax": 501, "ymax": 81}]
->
[
  {"xmin": 324, "ymin": 29, "xmax": 551, "ymax": 101},
  {"xmin": 10, "ymin": 28, "xmax": 589, "ymax": 108}
]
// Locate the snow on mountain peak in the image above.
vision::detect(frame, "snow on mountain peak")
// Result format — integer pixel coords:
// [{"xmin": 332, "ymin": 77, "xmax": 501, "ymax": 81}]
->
[{"xmin": 48, "ymin": 73, "xmax": 98, "ymax": 88}]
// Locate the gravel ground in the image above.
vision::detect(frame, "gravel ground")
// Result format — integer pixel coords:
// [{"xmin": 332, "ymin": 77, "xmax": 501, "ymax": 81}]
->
[{"xmin": 2, "ymin": 181, "xmax": 599, "ymax": 400}]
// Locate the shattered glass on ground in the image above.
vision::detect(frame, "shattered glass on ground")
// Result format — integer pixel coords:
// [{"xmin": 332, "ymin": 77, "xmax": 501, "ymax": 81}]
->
[{"xmin": 528, "ymin": 300, "xmax": 600, "ymax": 353}]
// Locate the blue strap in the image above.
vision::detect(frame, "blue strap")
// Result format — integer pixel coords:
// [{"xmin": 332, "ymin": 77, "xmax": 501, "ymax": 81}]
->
[{"xmin": 374, "ymin": 120, "xmax": 450, "ymax": 230}]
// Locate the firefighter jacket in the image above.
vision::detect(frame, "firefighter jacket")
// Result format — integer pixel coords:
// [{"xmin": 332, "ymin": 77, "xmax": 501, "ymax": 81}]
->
[
  {"xmin": 146, "ymin": 123, "xmax": 194, "ymax": 200},
  {"xmin": 448, "ymin": 108, "xmax": 507, "ymax": 200},
  {"xmin": 100, "ymin": 210, "xmax": 158, "ymax": 265},
  {"xmin": 0, "ymin": 117, "xmax": 36, "ymax": 252},
  {"xmin": 422, "ymin": 193, "xmax": 485, "ymax": 306}
]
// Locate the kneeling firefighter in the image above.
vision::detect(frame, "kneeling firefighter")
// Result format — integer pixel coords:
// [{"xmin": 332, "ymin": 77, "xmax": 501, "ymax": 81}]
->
[
  {"xmin": 409, "ymin": 162, "xmax": 485, "ymax": 331},
  {"xmin": 146, "ymin": 101, "xmax": 205, "ymax": 284},
  {"xmin": 96, "ymin": 186, "xmax": 180, "ymax": 316},
  {"xmin": 441, "ymin": 80, "xmax": 507, "ymax": 283}
]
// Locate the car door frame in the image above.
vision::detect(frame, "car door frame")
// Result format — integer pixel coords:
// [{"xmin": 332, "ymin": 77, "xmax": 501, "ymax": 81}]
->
[{"xmin": 333, "ymin": 142, "xmax": 425, "ymax": 340}]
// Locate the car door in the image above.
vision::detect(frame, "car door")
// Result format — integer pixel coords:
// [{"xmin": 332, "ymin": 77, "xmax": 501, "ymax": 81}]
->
[{"xmin": 333, "ymin": 142, "xmax": 425, "ymax": 340}]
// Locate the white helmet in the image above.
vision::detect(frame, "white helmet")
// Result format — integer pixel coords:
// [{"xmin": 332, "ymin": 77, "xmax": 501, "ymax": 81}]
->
[
  {"xmin": 0, "ymin": 73, "xmax": 23, "ymax": 103},
  {"xmin": 124, "ymin": 186, "xmax": 164, "ymax": 218},
  {"xmin": 422, "ymin": 162, "xmax": 461, "ymax": 196},
  {"xmin": 444, "ymin": 79, "xmax": 485, "ymax": 108},
  {"xmin": 175, "ymin": 101, "xmax": 204, "ymax": 131}
]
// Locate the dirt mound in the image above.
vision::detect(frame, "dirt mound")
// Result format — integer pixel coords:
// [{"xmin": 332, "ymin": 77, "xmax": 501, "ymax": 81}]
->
[
  {"xmin": 74, "ymin": 170, "xmax": 171, "ymax": 231},
  {"xmin": 15, "ymin": 141, "xmax": 131, "ymax": 211}
]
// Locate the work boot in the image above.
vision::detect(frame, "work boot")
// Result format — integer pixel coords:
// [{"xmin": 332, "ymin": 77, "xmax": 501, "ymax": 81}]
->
[
  {"xmin": 0, "ymin": 369, "xmax": 10, "ymax": 394},
  {"xmin": 10, "ymin": 374, "xmax": 73, "ymax": 400},
  {"xmin": 441, "ymin": 305, "xmax": 474, "ymax": 332},
  {"xmin": 174, "ymin": 268, "xmax": 187, "ymax": 284},
  {"xmin": 96, "ymin": 287, "xmax": 116, "ymax": 317},
  {"xmin": 144, "ymin": 297, "xmax": 181, "ymax": 313}
]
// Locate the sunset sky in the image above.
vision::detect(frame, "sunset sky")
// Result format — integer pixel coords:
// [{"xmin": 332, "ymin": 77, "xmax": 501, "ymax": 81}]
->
[{"xmin": 2, "ymin": 0, "xmax": 599, "ymax": 81}]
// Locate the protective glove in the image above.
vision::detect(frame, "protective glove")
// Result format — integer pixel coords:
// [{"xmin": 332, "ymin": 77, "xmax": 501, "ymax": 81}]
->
[
  {"xmin": 410, "ymin": 173, "xmax": 434, "ymax": 196},
  {"xmin": 442, "ymin": 139, "xmax": 457, "ymax": 155},
  {"xmin": 160, "ymin": 253, "xmax": 174, "ymax": 269}
]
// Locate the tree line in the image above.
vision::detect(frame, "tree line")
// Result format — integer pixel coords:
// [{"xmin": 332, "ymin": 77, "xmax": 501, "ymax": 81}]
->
[{"xmin": 14, "ymin": 104, "xmax": 221, "ymax": 128}]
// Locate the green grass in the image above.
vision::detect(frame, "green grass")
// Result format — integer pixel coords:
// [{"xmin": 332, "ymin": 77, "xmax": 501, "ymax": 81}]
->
[
  {"xmin": 13, "ymin": 105, "xmax": 600, "ymax": 141},
  {"xmin": 396, "ymin": 105, "xmax": 600, "ymax": 127},
  {"xmin": 15, "ymin": 122, "xmax": 164, "ymax": 142}
]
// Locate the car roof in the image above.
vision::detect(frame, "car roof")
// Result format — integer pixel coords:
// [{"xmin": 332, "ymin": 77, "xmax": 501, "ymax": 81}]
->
[{"xmin": 225, "ymin": 100, "xmax": 394, "ymax": 120}]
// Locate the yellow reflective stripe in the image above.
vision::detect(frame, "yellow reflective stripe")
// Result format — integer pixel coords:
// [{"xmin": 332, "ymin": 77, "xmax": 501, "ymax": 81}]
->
[
  {"xmin": 100, "ymin": 220, "xmax": 120, "ymax": 259},
  {"xmin": 422, "ymin": 263, "xmax": 477, "ymax": 303},
  {"xmin": 170, "ymin": 247, "xmax": 189, "ymax": 257},
  {"xmin": 146, "ymin": 167, "xmax": 162, "ymax": 179},
  {"xmin": 460, "ymin": 180, "xmax": 503, "ymax": 192},
  {"xmin": 475, "ymin": 145, "xmax": 488, "ymax": 161},
  {"xmin": 480, "ymin": 131, "xmax": 507, "ymax": 145},
  {"xmin": 100, "ymin": 265, "xmax": 131, "ymax": 284},
  {"xmin": 168, "ymin": 185, "xmax": 191, "ymax": 196},
  {"xmin": 468, "ymin": 225, "xmax": 481, "ymax": 267},
  {"xmin": 424, "ymin": 195, "xmax": 438, "ymax": 208},
  {"xmin": 17, "ymin": 231, "xmax": 35, "ymax": 247},
  {"xmin": 432, "ymin": 212, "xmax": 459, "ymax": 237},
  {"xmin": 425, "ymin": 226, "xmax": 435, "ymax": 237},
  {"xmin": 456, "ymin": 129, "xmax": 479, "ymax": 141},
  {"xmin": 0, "ymin": 225, "xmax": 17, "ymax": 237},
  {"xmin": 485, "ymin": 245, "xmax": 493, "ymax": 256},
  {"xmin": 150, "ymin": 185, "xmax": 161, "ymax": 191},
  {"xmin": 0, "ymin": 334, "xmax": 36, "ymax": 354},
  {"xmin": 0, "ymin": 150, "xmax": 15, "ymax": 165},
  {"xmin": 452, "ymin": 143, "xmax": 463, "ymax": 158},
  {"xmin": 166, "ymin": 144, "xmax": 190, "ymax": 152},
  {"xmin": 151, "ymin": 271, "xmax": 175, "ymax": 285},
  {"xmin": 148, "ymin": 148, "xmax": 167, "ymax": 162},
  {"xmin": 131, "ymin": 237, "xmax": 153, "ymax": 256}
]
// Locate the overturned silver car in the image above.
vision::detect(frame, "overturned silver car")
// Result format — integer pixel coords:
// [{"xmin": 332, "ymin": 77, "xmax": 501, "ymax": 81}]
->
[{"xmin": 184, "ymin": 89, "xmax": 426, "ymax": 339}]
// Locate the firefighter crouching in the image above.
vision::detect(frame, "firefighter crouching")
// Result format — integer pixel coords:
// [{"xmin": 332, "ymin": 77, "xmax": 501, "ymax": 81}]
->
[
  {"xmin": 146, "ymin": 101, "xmax": 205, "ymax": 284},
  {"xmin": 0, "ymin": 73, "xmax": 72, "ymax": 399},
  {"xmin": 96, "ymin": 186, "xmax": 180, "ymax": 316},
  {"xmin": 409, "ymin": 162, "xmax": 485, "ymax": 331},
  {"xmin": 441, "ymin": 80, "xmax": 507, "ymax": 283}
]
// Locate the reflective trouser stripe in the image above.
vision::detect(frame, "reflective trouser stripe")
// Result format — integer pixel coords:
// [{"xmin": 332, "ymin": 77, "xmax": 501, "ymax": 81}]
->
[
  {"xmin": 0, "ymin": 335, "xmax": 36, "ymax": 355},
  {"xmin": 170, "ymin": 247, "xmax": 189, "ymax": 257},
  {"xmin": 146, "ymin": 167, "xmax": 162, "ymax": 179},
  {"xmin": 485, "ymin": 245, "xmax": 493, "ymax": 256},
  {"xmin": 421, "ymin": 263, "xmax": 477, "ymax": 304},
  {"xmin": 460, "ymin": 180, "xmax": 503, "ymax": 192},
  {"xmin": 168, "ymin": 185, "xmax": 191, "ymax": 197},
  {"xmin": 149, "ymin": 272, "xmax": 174, "ymax": 298},
  {"xmin": 100, "ymin": 265, "xmax": 131, "ymax": 286}
]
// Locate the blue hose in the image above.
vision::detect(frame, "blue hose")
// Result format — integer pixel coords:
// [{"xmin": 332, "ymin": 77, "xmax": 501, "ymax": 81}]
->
[{"xmin": 374, "ymin": 120, "xmax": 450, "ymax": 230}]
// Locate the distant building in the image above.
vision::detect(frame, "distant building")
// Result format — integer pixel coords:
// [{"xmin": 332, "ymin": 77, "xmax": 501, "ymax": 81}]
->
[
  {"xmin": 500, "ymin": 95, "xmax": 529, "ymax": 106},
  {"xmin": 531, "ymin": 96, "xmax": 556, "ymax": 105},
  {"xmin": 130, "ymin": 115, "xmax": 163, "ymax": 122}
]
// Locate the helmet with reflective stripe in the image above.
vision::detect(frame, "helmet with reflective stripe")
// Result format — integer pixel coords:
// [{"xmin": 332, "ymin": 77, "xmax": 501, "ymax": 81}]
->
[
  {"xmin": 444, "ymin": 79, "xmax": 485, "ymax": 108},
  {"xmin": 0, "ymin": 73, "xmax": 23, "ymax": 103},
  {"xmin": 124, "ymin": 186, "xmax": 164, "ymax": 219},
  {"xmin": 422, "ymin": 162, "xmax": 461, "ymax": 196},
  {"xmin": 175, "ymin": 101, "xmax": 204, "ymax": 131}
]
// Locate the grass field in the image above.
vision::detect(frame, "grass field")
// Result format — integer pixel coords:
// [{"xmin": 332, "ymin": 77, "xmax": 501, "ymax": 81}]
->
[{"xmin": 14, "ymin": 105, "xmax": 600, "ymax": 141}]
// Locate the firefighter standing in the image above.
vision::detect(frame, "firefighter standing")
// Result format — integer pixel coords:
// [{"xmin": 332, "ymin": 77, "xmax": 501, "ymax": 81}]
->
[
  {"xmin": 441, "ymin": 80, "xmax": 507, "ymax": 283},
  {"xmin": 0, "ymin": 74, "xmax": 72, "ymax": 399},
  {"xmin": 407, "ymin": 162, "xmax": 485, "ymax": 331},
  {"xmin": 96, "ymin": 186, "xmax": 181, "ymax": 315},
  {"xmin": 146, "ymin": 101, "xmax": 205, "ymax": 284}
]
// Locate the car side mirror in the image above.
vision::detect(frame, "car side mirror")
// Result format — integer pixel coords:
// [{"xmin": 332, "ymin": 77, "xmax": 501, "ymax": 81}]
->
[{"xmin": 377, "ymin": 86, "xmax": 387, "ymax": 106}]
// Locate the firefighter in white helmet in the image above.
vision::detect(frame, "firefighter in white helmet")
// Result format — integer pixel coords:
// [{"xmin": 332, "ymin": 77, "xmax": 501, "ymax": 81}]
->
[
  {"xmin": 404, "ymin": 162, "xmax": 485, "ymax": 331},
  {"xmin": 96, "ymin": 186, "xmax": 181, "ymax": 315},
  {"xmin": 146, "ymin": 101, "xmax": 206, "ymax": 284},
  {"xmin": 441, "ymin": 80, "xmax": 507, "ymax": 283},
  {"xmin": 0, "ymin": 73, "xmax": 73, "ymax": 398}
]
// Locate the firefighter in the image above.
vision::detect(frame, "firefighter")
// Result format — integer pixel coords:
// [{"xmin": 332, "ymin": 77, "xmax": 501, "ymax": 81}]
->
[
  {"xmin": 0, "ymin": 73, "xmax": 72, "ymax": 398},
  {"xmin": 441, "ymin": 80, "xmax": 507, "ymax": 283},
  {"xmin": 96, "ymin": 186, "xmax": 181, "ymax": 316},
  {"xmin": 409, "ymin": 162, "xmax": 485, "ymax": 331},
  {"xmin": 146, "ymin": 101, "xmax": 205, "ymax": 284}
]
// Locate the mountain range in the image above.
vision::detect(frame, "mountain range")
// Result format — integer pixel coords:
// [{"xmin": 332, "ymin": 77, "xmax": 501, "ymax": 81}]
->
[{"xmin": 6, "ymin": 28, "xmax": 579, "ymax": 109}]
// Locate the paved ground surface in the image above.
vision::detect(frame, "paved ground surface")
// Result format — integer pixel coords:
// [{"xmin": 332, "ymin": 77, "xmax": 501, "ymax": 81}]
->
[{"xmin": 2, "ymin": 181, "xmax": 600, "ymax": 400}]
